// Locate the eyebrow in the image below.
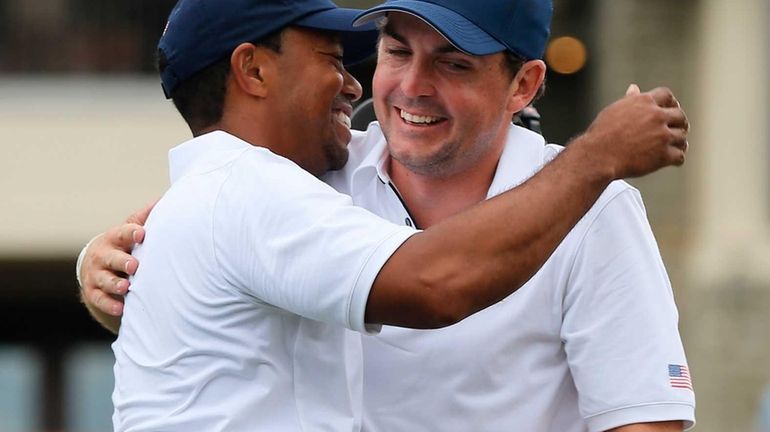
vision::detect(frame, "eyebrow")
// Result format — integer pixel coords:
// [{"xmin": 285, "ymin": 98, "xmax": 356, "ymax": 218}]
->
[{"xmin": 381, "ymin": 22, "xmax": 462, "ymax": 55}]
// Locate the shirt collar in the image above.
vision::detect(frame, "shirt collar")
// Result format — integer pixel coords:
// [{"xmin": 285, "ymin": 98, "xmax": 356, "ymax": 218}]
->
[
  {"xmin": 486, "ymin": 124, "xmax": 547, "ymax": 198},
  {"xmin": 168, "ymin": 130, "xmax": 252, "ymax": 184},
  {"xmin": 349, "ymin": 123, "xmax": 392, "ymax": 197},
  {"xmin": 348, "ymin": 123, "xmax": 547, "ymax": 199}
]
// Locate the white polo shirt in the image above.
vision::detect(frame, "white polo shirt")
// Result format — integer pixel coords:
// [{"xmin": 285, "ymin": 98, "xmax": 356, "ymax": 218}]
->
[
  {"xmin": 111, "ymin": 131, "xmax": 417, "ymax": 431},
  {"xmin": 324, "ymin": 123, "xmax": 696, "ymax": 432}
]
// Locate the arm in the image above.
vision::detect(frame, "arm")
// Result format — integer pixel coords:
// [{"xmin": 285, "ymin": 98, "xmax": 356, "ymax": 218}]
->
[
  {"xmin": 558, "ymin": 187, "xmax": 694, "ymax": 430},
  {"xmin": 366, "ymin": 87, "xmax": 689, "ymax": 327},
  {"xmin": 80, "ymin": 87, "xmax": 688, "ymax": 331},
  {"xmin": 609, "ymin": 421, "xmax": 683, "ymax": 431},
  {"xmin": 78, "ymin": 200, "xmax": 155, "ymax": 333}
]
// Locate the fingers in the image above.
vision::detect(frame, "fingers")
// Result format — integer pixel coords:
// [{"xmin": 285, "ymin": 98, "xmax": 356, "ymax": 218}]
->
[
  {"xmin": 127, "ymin": 198, "xmax": 160, "ymax": 225},
  {"xmin": 625, "ymin": 84, "xmax": 641, "ymax": 96},
  {"xmin": 92, "ymin": 266, "xmax": 131, "ymax": 295},
  {"xmin": 663, "ymin": 106, "xmax": 690, "ymax": 132},
  {"xmin": 655, "ymin": 91, "xmax": 689, "ymax": 155},
  {"xmin": 78, "ymin": 226, "xmax": 137, "ymax": 317},
  {"xmin": 649, "ymin": 87, "xmax": 679, "ymax": 108},
  {"xmin": 84, "ymin": 285, "xmax": 125, "ymax": 316},
  {"xmin": 101, "ymin": 248, "xmax": 139, "ymax": 276},
  {"xmin": 667, "ymin": 145, "xmax": 686, "ymax": 167},
  {"xmin": 76, "ymin": 206, "xmax": 152, "ymax": 319},
  {"xmin": 667, "ymin": 127, "xmax": 689, "ymax": 152},
  {"xmin": 104, "ymin": 223, "xmax": 145, "ymax": 252}
]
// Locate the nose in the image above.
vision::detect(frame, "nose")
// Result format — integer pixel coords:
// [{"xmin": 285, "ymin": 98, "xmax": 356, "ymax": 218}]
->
[
  {"xmin": 342, "ymin": 68, "xmax": 363, "ymax": 103},
  {"xmin": 400, "ymin": 58, "xmax": 435, "ymax": 98}
]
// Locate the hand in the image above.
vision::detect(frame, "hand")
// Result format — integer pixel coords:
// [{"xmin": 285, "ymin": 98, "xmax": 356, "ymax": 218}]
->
[
  {"xmin": 79, "ymin": 199, "xmax": 156, "ymax": 317},
  {"xmin": 576, "ymin": 85, "xmax": 689, "ymax": 179}
]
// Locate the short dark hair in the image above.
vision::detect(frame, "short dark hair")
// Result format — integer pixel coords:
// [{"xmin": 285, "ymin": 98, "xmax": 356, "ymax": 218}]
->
[
  {"xmin": 502, "ymin": 51, "xmax": 546, "ymax": 104},
  {"xmin": 158, "ymin": 29, "xmax": 284, "ymax": 134}
]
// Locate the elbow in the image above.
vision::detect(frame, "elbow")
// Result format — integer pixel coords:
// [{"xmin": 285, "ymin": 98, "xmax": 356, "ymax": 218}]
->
[
  {"xmin": 415, "ymin": 278, "xmax": 475, "ymax": 329},
  {"xmin": 425, "ymin": 308, "xmax": 467, "ymax": 329}
]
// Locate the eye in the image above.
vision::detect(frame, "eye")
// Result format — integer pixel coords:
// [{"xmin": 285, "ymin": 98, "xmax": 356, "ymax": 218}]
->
[
  {"xmin": 325, "ymin": 52, "xmax": 344, "ymax": 69},
  {"xmin": 440, "ymin": 60, "xmax": 471, "ymax": 72},
  {"xmin": 385, "ymin": 48, "xmax": 411, "ymax": 58},
  {"xmin": 443, "ymin": 61, "xmax": 470, "ymax": 71}
]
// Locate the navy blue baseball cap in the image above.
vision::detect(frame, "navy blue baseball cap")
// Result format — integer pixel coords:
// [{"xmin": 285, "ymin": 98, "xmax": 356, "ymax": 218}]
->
[
  {"xmin": 354, "ymin": 0, "xmax": 552, "ymax": 60},
  {"xmin": 158, "ymin": 0, "xmax": 379, "ymax": 98}
]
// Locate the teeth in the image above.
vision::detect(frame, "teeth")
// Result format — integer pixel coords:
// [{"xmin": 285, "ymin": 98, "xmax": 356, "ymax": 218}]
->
[
  {"xmin": 334, "ymin": 111, "xmax": 351, "ymax": 129},
  {"xmin": 400, "ymin": 109, "xmax": 441, "ymax": 125}
]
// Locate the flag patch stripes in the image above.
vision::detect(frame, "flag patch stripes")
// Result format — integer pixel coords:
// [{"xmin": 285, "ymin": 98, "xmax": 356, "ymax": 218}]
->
[{"xmin": 668, "ymin": 364, "xmax": 692, "ymax": 390}]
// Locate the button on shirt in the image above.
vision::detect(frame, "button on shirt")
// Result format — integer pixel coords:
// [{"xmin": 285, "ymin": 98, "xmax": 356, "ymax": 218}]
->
[{"xmin": 111, "ymin": 131, "xmax": 417, "ymax": 431}]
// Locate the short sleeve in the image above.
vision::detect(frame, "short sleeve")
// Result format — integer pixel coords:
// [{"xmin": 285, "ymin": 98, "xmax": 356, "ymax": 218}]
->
[
  {"xmin": 212, "ymin": 149, "xmax": 417, "ymax": 333},
  {"xmin": 560, "ymin": 185, "xmax": 695, "ymax": 431}
]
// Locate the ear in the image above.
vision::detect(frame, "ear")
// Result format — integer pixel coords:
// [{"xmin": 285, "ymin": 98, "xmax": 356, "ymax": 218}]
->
[
  {"xmin": 506, "ymin": 60, "xmax": 546, "ymax": 113},
  {"xmin": 229, "ymin": 42, "xmax": 277, "ymax": 98}
]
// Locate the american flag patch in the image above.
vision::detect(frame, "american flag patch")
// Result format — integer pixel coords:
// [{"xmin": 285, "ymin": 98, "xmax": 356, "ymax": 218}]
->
[{"xmin": 668, "ymin": 364, "xmax": 692, "ymax": 390}]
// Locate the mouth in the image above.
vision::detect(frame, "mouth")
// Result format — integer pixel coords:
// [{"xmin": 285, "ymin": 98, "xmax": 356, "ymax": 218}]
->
[
  {"xmin": 397, "ymin": 107, "xmax": 446, "ymax": 126},
  {"xmin": 332, "ymin": 100, "xmax": 353, "ymax": 130},
  {"xmin": 333, "ymin": 110, "xmax": 352, "ymax": 129}
]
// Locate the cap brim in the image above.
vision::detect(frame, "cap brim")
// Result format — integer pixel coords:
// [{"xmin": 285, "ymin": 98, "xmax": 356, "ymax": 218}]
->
[
  {"xmin": 295, "ymin": 7, "xmax": 379, "ymax": 66},
  {"xmin": 353, "ymin": 1, "xmax": 506, "ymax": 56}
]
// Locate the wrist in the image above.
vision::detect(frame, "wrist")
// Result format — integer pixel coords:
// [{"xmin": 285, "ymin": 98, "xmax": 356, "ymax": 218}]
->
[
  {"xmin": 75, "ymin": 233, "xmax": 104, "ymax": 289},
  {"xmin": 563, "ymin": 133, "xmax": 618, "ymax": 184}
]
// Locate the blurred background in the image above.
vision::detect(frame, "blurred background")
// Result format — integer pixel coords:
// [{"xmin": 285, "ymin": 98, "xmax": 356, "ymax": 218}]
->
[{"xmin": 0, "ymin": 0, "xmax": 768, "ymax": 430}]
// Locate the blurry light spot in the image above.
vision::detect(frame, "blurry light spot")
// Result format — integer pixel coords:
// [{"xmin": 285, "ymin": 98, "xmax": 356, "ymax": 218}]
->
[{"xmin": 546, "ymin": 36, "xmax": 588, "ymax": 75}]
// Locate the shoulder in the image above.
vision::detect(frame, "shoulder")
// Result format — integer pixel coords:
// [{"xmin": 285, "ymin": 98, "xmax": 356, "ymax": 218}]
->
[
  {"xmin": 229, "ymin": 145, "xmax": 321, "ymax": 184},
  {"xmin": 213, "ymin": 146, "xmax": 346, "ymax": 215},
  {"xmin": 541, "ymin": 143, "xmax": 642, "ymax": 214},
  {"xmin": 567, "ymin": 179, "xmax": 644, "ymax": 254}
]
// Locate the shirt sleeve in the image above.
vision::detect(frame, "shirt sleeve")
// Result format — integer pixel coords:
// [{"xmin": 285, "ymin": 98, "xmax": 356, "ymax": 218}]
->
[
  {"xmin": 212, "ymin": 149, "xmax": 418, "ymax": 333},
  {"xmin": 560, "ymin": 185, "xmax": 696, "ymax": 431}
]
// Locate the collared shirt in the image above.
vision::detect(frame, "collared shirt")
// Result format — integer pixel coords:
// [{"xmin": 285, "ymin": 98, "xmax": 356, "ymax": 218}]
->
[
  {"xmin": 112, "ymin": 131, "xmax": 417, "ymax": 431},
  {"xmin": 325, "ymin": 122, "xmax": 696, "ymax": 432}
]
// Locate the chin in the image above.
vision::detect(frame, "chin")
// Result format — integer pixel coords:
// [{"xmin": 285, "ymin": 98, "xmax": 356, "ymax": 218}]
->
[
  {"xmin": 325, "ymin": 145, "xmax": 349, "ymax": 172},
  {"xmin": 330, "ymin": 152, "xmax": 349, "ymax": 171}
]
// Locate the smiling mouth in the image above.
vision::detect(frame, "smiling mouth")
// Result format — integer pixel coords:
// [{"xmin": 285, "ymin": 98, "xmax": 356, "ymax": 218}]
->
[
  {"xmin": 333, "ymin": 110, "xmax": 351, "ymax": 129},
  {"xmin": 398, "ymin": 108, "xmax": 445, "ymax": 126}
]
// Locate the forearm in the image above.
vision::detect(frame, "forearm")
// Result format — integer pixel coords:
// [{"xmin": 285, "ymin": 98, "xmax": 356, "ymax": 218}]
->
[
  {"xmin": 368, "ymin": 87, "xmax": 690, "ymax": 328},
  {"xmin": 367, "ymin": 140, "xmax": 614, "ymax": 328}
]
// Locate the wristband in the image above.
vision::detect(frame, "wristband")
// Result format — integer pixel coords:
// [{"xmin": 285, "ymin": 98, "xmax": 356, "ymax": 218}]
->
[{"xmin": 75, "ymin": 233, "xmax": 104, "ymax": 289}]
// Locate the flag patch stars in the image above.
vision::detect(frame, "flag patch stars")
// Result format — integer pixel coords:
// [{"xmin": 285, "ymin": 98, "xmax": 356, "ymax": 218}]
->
[{"xmin": 668, "ymin": 364, "xmax": 692, "ymax": 390}]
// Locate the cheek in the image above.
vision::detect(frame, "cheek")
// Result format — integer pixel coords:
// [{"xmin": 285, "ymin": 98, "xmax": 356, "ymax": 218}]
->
[
  {"xmin": 371, "ymin": 69, "xmax": 386, "ymax": 101},
  {"xmin": 372, "ymin": 64, "xmax": 399, "ymax": 101},
  {"xmin": 371, "ymin": 73, "xmax": 390, "ymax": 121}
]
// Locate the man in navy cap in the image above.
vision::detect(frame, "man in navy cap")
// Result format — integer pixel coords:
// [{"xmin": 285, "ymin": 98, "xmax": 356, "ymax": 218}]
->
[{"xmin": 80, "ymin": 1, "xmax": 692, "ymax": 431}]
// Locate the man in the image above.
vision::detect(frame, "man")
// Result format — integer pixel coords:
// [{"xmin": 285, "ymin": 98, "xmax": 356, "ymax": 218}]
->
[
  {"xmin": 340, "ymin": 3, "xmax": 696, "ymax": 431},
  {"xmin": 80, "ymin": 0, "xmax": 692, "ymax": 431}
]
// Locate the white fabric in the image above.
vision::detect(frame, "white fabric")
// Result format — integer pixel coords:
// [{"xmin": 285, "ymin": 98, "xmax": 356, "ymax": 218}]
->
[
  {"xmin": 324, "ymin": 123, "xmax": 696, "ymax": 432},
  {"xmin": 111, "ymin": 131, "xmax": 417, "ymax": 431}
]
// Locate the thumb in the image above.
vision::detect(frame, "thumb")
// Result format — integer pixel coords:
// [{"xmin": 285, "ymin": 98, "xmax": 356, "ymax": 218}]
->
[{"xmin": 625, "ymin": 84, "xmax": 641, "ymax": 96}]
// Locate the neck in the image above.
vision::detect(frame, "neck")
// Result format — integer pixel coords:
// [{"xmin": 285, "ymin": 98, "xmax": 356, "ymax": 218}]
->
[
  {"xmin": 213, "ymin": 86, "xmax": 292, "ymax": 153},
  {"xmin": 389, "ymin": 147, "xmax": 503, "ymax": 229}
]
